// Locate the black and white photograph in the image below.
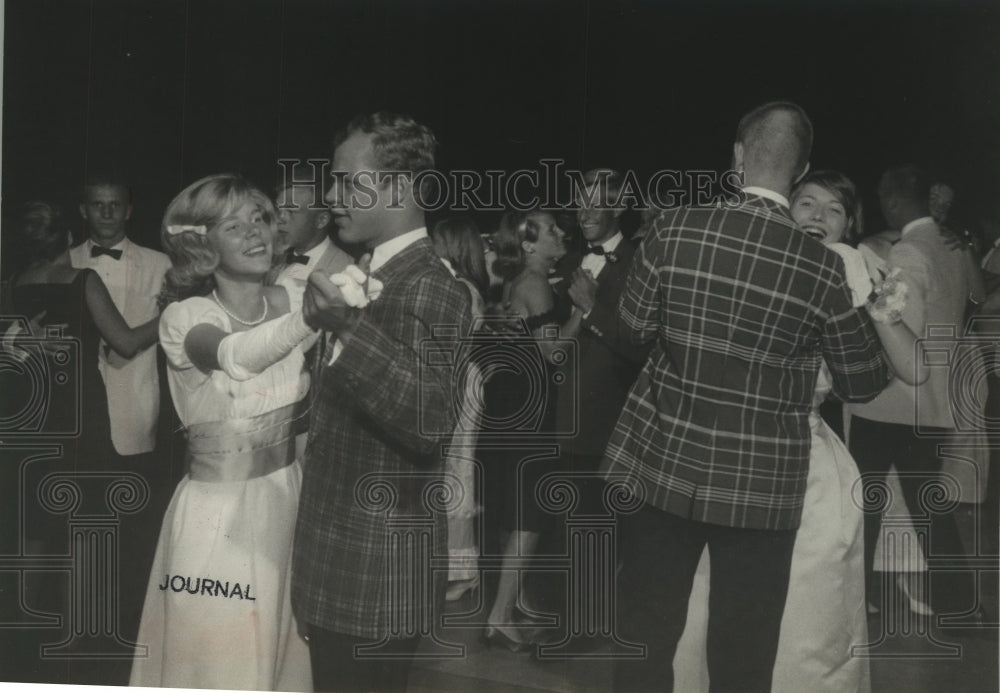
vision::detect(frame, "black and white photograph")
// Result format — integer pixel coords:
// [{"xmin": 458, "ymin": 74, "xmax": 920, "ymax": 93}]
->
[{"xmin": 1, "ymin": 1, "xmax": 998, "ymax": 692}]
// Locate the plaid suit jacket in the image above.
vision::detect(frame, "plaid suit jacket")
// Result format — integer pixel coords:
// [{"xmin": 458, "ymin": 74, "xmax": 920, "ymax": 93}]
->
[
  {"xmin": 292, "ymin": 237, "xmax": 471, "ymax": 638},
  {"xmin": 601, "ymin": 194, "xmax": 891, "ymax": 530}
]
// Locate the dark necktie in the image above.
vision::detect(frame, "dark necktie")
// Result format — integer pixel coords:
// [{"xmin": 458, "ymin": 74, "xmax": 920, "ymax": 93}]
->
[
  {"xmin": 583, "ymin": 245, "xmax": 606, "ymax": 256},
  {"xmin": 91, "ymin": 245, "xmax": 123, "ymax": 260},
  {"xmin": 285, "ymin": 249, "xmax": 310, "ymax": 265}
]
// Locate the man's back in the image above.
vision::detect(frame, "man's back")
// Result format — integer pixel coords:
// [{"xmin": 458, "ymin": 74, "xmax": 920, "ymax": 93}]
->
[
  {"xmin": 603, "ymin": 194, "xmax": 889, "ymax": 530},
  {"xmin": 852, "ymin": 218, "xmax": 976, "ymax": 429}
]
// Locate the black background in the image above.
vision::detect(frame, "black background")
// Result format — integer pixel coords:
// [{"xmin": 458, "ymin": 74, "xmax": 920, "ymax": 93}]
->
[{"xmin": 3, "ymin": 0, "xmax": 999, "ymax": 264}]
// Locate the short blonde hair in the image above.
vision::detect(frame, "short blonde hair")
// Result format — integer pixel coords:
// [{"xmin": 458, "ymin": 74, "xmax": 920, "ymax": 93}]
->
[{"xmin": 158, "ymin": 174, "xmax": 278, "ymax": 306}]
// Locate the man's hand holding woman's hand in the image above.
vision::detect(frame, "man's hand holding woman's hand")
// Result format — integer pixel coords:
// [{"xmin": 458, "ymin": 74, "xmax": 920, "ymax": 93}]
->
[{"xmin": 302, "ymin": 253, "xmax": 375, "ymax": 340}]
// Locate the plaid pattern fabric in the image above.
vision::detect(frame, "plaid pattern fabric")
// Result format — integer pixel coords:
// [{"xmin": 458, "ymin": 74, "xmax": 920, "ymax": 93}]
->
[
  {"xmin": 292, "ymin": 238, "xmax": 471, "ymax": 638},
  {"xmin": 602, "ymin": 195, "xmax": 890, "ymax": 530}
]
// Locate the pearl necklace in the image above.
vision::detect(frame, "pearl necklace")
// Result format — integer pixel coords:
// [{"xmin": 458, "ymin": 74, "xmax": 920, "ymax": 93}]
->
[{"xmin": 212, "ymin": 289, "xmax": 269, "ymax": 326}]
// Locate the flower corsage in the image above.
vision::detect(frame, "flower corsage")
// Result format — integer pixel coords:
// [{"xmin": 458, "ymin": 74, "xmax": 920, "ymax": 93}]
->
[
  {"xmin": 867, "ymin": 267, "xmax": 908, "ymax": 324},
  {"xmin": 324, "ymin": 265, "xmax": 383, "ymax": 366},
  {"xmin": 328, "ymin": 265, "xmax": 383, "ymax": 308}
]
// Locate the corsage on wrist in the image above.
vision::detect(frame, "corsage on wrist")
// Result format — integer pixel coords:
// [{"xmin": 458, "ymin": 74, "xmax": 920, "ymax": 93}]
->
[{"xmin": 867, "ymin": 267, "xmax": 908, "ymax": 324}]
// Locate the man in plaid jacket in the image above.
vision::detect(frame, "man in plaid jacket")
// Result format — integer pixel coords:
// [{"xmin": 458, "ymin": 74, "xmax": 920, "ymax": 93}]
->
[
  {"xmin": 293, "ymin": 112, "xmax": 471, "ymax": 693},
  {"xmin": 602, "ymin": 102, "xmax": 891, "ymax": 693}
]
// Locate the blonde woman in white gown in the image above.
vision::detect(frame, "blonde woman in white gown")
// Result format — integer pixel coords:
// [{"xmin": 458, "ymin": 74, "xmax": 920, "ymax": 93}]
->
[{"xmin": 130, "ymin": 175, "xmax": 316, "ymax": 691}]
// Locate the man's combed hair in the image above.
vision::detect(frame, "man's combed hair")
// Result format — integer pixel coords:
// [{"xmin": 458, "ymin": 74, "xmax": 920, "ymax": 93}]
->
[{"xmin": 334, "ymin": 111, "xmax": 438, "ymax": 174}]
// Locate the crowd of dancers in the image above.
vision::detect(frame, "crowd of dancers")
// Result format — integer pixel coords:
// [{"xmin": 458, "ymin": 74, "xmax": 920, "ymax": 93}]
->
[{"xmin": 4, "ymin": 103, "xmax": 995, "ymax": 693}]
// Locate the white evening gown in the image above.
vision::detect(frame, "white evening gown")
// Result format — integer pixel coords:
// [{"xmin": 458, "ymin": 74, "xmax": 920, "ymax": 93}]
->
[
  {"xmin": 130, "ymin": 298, "xmax": 313, "ymax": 691},
  {"xmin": 673, "ymin": 365, "xmax": 871, "ymax": 693}
]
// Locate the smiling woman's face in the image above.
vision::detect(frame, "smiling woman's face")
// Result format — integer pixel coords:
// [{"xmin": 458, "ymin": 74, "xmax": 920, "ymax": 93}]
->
[
  {"xmin": 209, "ymin": 200, "xmax": 274, "ymax": 278},
  {"xmin": 790, "ymin": 182, "xmax": 850, "ymax": 246}
]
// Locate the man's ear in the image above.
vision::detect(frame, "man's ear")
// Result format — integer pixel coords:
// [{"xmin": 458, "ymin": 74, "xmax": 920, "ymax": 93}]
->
[
  {"xmin": 79, "ymin": 203, "xmax": 88, "ymax": 220},
  {"xmin": 793, "ymin": 161, "xmax": 811, "ymax": 186},
  {"xmin": 521, "ymin": 239, "xmax": 534, "ymax": 254},
  {"xmin": 732, "ymin": 142, "xmax": 745, "ymax": 172},
  {"xmin": 125, "ymin": 204, "xmax": 133, "ymax": 221},
  {"xmin": 314, "ymin": 210, "xmax": 332, "ymax": 229}
]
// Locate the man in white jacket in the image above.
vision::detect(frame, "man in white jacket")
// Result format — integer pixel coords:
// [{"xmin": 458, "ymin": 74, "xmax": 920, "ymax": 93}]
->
[
  {"xmin": 849, "ymin": 164, "xmax": 982, "ymax": 617},
  {"xmin": 70, "ymin": 176, "xmax": 170, "ymax": 458},
  {"xmin": 69, "ymin": 174, "xmax": 171, "ymax": 647}
]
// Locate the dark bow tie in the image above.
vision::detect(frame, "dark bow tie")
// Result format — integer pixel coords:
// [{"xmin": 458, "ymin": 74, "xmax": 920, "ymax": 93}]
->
[
  {"xmin": 583, "ymin": 245, "xmax": 618, "ymax": 263},
  {"xmin": 90, "ymin": 245, "xmax": 123, "ymax": 260},
  {"xmin": 285, "ymin": 249, "xmax": 310, "ymax": 265}
]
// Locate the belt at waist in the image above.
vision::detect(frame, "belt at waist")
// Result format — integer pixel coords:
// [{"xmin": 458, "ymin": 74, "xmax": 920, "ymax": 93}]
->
[{"xmin": 185, "ymin": 400, "xmax": 308, "ymax": 483}]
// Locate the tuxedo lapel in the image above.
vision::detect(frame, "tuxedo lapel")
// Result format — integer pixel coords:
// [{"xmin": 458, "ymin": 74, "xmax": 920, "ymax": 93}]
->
[
  {"xmin": 561, "ymin": 234, "xmax": 645, "ymax": 455},
  {"xmin": 593, "ymin": 237, "xmax": 635, "ymax": 299}
]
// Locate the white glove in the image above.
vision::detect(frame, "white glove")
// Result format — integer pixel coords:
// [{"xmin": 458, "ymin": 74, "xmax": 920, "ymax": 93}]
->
[{"xmin": 216, "ymin": 310, "xmax": 316, "ymax": 381}]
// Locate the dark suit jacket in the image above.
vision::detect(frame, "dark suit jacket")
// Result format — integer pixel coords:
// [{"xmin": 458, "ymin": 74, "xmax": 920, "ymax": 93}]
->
[
  {"xmin": 292, "ymin": 236, "xmax": 471, "ymax": 638},
  {"xmin": 556, "ymin": 237, "xmax": 650, "ymax": 456}
]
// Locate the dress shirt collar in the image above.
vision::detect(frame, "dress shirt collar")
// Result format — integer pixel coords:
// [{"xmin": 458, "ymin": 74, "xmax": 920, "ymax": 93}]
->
[
  {"xmin": 370, "ymin": 227, "xmax": 427, "ymax": 273},
  {"xmin": 901, "ymin": 216, "xmax": 935, "ymax": 237},
  {"xmin": 589, "ymin": 231, "xmax": 623, "ymax": 253},
  {"xmin": 742, "ymin": 186, "xmax": 789, "ymax": 209},
  {"xmin": 299, "ymin": 236, "xmax": 332, "ymax": 274},
  {"xmin": 581, "ymin": 231, "xmax": 624, "ymax": 280}
]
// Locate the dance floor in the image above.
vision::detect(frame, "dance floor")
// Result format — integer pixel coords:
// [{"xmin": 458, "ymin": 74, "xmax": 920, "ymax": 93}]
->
[
  {"xmin": 412, "ymin": 505, "xmax": 999, "ymax": 692},
  {"xmin": 1, "ymin": 500, "xmax": 996, "ymax": 693}
]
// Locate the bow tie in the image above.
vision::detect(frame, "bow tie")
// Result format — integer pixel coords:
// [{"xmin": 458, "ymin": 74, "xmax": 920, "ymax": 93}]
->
[
  {"xmin": 285, "ymin": 249, "xmax": 310, "ymax": 265},
  {"xmin": 91, "ymin": 245, "xmax": 123, "ymax": 260},
  {"xmin": 583, "ymin": 245, "xmax": 618, "ymax": 263}
]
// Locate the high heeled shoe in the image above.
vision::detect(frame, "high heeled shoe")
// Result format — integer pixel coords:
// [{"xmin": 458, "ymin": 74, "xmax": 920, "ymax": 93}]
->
[
  {"xmin": 445, "ymin": 574, "xmax": 480, "ymax": 602},
  {"xmin": 896, "ymin": 573, "xmax": 934, "ymax": 616},
  {"xmin": 481, "ymin": 625, "xmax": 531, "ymax": 653}
]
